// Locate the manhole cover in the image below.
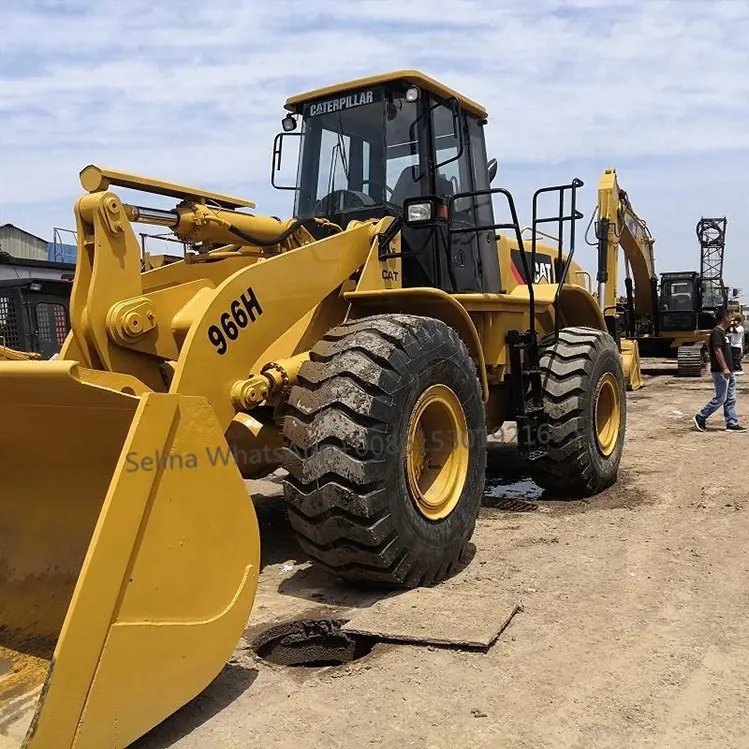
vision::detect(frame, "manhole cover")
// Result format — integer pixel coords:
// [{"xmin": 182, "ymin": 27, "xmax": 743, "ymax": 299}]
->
[{"xmin": 251, "ymin": 619, "xmax": 374, "ymax": 667}]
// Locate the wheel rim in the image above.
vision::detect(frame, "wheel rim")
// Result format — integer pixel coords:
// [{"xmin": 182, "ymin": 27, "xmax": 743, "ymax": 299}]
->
[
  {"xmin": 405, "ymin": 384, "xmax": 469, "ymax": 521},
  {"xmin": 594, "ymin": 372, "xmax": 621, "ymax": 456}
]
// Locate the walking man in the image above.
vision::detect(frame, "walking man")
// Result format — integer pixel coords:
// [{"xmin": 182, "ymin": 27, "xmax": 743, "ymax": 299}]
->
[
  {"xmin": 693, "ymin": 307, "xmax": 747, "ymax": 433},
  {"xmin": 728, "ymin": 316, "xmax": 744, "ymax": 374}
]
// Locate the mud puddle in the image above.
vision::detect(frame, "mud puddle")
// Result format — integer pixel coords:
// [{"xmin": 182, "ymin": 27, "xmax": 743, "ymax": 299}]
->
[{"xmin": 482, "ymin": 472, "xmax": 649, "ymax": 516}]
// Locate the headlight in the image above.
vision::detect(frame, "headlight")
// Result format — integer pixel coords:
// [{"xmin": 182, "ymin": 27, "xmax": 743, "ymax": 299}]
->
[
  {"xmin": 407, "ymin": 202, "xmax": 433, "ymax": 223},
  {"xmin": 402, "ymin": 197, "xmax": 447, "ymax": 228}
]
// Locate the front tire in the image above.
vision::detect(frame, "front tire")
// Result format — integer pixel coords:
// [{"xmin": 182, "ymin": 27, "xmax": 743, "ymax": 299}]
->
[
  {"xmin": 281, "ymin": 314, "xmax": 486, "ymax": 588},
  {"xmin": 530, "ymin": 327, "xmax": 626, "ymax": 497}
]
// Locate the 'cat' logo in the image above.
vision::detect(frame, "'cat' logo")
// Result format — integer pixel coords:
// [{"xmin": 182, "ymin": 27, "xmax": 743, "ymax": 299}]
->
[{"xmin": 510, "ymin": 249, "xmax": 554, "ymax": 284}]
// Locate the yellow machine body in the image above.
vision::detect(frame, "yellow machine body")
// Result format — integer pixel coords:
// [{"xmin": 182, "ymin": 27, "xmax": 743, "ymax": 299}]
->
[
  {"xmin": 0, "ymin": 346, "xmax": 41, "ymax": 362},
  {"xmin": 1, "ymin": 71, "xmax": 620, "ymax": 748},
  {"xmin": 0, "ymin": 361, "xmax": 260, "ymax": 748},
  {"xmin": 0, "ymin": 168, "xmax": 604, "ymax": 747}
]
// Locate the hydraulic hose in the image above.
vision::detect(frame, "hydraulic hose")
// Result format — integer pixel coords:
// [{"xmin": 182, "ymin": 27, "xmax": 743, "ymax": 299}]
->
[{"xmin": 226, "ymin": 217, "xmax": 322, "ymax": 248}]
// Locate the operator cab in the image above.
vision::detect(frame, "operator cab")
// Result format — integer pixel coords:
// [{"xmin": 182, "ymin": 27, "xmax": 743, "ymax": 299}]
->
[
  {"xmin": 275, "ymin": 71, "xmax": 501, "ymax": 293},
  {"xmin": 659, "ymin": 271, "xmax": 727, "ymax": 331}
]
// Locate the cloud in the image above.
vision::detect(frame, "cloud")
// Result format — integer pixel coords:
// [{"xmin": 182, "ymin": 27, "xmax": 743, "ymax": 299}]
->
[{"xmin": 1, "ymin": 0, "xmax": 748, "ymax": 288}]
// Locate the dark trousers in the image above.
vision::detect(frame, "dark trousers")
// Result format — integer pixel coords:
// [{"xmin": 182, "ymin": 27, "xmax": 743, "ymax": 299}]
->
[{"xmin": 733, "ymin": 347, "xmax": 743, "ymax": 371}]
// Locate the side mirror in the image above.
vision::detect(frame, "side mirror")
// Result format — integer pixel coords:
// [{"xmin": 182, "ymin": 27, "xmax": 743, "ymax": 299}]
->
[
  {"xmin": 433, "ymin": 97, "xmax": 465, "ymax": 172},
  {"xmin": 271, "ymin": 132, "xmax": 301, "ymax": 191},
  {"xmin": 402, "ymin": 196, "xmax": 448, "ymax": 228},
  {"xmin": 487, "ymin": 158, "xmax": 498, "ymax": 183}
]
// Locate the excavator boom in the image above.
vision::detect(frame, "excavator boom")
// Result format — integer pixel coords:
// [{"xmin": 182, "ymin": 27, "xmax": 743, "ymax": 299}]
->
[{"xmin": 596, "ymin": 168, "xmax": 657, "ymax": 319}]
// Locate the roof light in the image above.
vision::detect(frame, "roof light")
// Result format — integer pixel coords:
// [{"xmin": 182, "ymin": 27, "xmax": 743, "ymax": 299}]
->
[
  {"xmin": 281, "ymin": 114, "xmax": 297, "ymax": 132},
  {"xmin": 405, "ymin": 86, "xmax": 420, "ymax": 103}
]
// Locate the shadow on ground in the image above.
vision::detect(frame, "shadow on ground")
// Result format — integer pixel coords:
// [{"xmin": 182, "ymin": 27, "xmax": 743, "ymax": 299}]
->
[
  {"xmin": 274, "ymin": 543, "xmax": 477, "ymax": 610},
  {"xmin": 250, "ymin": 485, "xmax": 308, "ymax": 572},
  {"xmin": 483, "ymin": 442, "xmax": 650, "ymax": 516},
  {"xmin": 133, "ymin": 663, "xmax": 258, "ymax": 749}
]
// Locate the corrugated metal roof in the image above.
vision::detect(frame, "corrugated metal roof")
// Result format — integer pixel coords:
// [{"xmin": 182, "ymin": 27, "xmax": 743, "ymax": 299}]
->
[
  {"xmin": 0, "ymin": 223, "xmax": 48, "ymax": 244},
  {"xmin": 0, "ymin": 224, "xmax": 49, "ymax": 261}
]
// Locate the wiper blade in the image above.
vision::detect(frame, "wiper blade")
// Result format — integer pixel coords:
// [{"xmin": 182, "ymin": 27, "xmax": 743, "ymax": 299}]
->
[{"xmin": 335, "ymin": 114, "xmax": 350, "ymax": 181}]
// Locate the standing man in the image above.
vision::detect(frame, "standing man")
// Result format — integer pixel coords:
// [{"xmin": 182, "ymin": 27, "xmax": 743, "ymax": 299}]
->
[
  {"xmin": 728, "ymin": 316, "xmax": 744, "ymax": 374},
  {"xmin": 693, "ymin": 307, "xmax": 747, "ymax": 433}
]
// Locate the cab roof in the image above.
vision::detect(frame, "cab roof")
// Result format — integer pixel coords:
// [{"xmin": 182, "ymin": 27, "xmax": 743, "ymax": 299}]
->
[{"xmin": 284, "ymin": 69, "xmax": 488, "ymax": 119}]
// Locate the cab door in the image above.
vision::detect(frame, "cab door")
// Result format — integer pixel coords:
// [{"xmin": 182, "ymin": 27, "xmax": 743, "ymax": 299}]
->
[
  {"xmin": 428, "ymin": 102, "xmax": 501, "ymax": 293},
  {"xmin": 429, "ymin": 100, "xmax": 481, "ymax": 292}
]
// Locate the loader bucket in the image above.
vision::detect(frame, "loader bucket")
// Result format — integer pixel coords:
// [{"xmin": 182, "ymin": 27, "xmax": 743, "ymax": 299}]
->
[
  {"xmin": 0, "ymin": 361, "xmax": 260, "ymax": 749},
  {"xmin": 621, "ymin": 338, "xmax": 643, "ymax": 391}
]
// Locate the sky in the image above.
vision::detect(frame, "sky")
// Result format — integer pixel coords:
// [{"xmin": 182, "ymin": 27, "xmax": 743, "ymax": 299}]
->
[{"xmin": 1, "ymin": 0, "xmax": 748, "ymax": 294}]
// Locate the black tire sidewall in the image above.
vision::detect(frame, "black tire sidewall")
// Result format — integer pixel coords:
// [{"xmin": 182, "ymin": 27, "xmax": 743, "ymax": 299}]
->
[
  {"xmin": 576, "ymin": 341, "xmax": 627, "ymax": 486},
  {"xmin": 379, "ymin": 323, "xmax": 485, "ymax": 558}
]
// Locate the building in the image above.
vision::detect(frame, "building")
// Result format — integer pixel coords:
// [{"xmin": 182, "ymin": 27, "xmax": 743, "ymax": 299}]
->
[
  {"xmin": 0, "ymin": 222, "xmax": 77, "ymax": 279},
  {"xmin": 0, "ymin": 224, "xmax": 49, "ymax": 261}
]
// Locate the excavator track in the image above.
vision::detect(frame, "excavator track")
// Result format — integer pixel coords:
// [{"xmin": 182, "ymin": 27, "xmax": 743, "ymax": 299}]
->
[{"xmin": 677, "ymin": 343, "xmax": 705, "ymax": 377}]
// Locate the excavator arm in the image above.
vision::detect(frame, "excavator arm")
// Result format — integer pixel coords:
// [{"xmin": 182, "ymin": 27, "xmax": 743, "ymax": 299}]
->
[
  {"xmin": 594, "ymin": 168, "xmax": 656, "ymax": 390},
  {"xmin": 596, "ymin": 168, "xmax": 658, "ymax": 326}
]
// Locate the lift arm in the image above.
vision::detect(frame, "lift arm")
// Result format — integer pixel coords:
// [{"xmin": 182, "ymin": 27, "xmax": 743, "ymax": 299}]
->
[{"xmin": 596, "ymin": 168, "xmax": 658, "ymax": 322}]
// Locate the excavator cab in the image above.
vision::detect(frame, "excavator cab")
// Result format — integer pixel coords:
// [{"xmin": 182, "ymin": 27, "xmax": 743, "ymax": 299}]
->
[
  {"xmin": 659, "ymin": 271, "xmax": 726, "ymax": 332},
  {"xmin": 275, "ymin": 72, "xmax": 501, "ymax": 294},
  {"xmin": 659, "ymin": 272, "xmax": 701, "ymax": 331}
]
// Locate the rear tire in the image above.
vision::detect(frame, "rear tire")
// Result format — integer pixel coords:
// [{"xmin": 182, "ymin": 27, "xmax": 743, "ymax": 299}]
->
[
  {"xmin": 529, "ymin": 327, "xmax": 626, "ymax": 497},
  {"xmin": 281, "ymin": 313, "xmax": 486, "ymax": 588}
]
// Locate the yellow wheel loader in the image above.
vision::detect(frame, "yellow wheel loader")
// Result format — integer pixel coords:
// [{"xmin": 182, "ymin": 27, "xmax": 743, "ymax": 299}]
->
[{"xmin": 0, "ymin": 70, "xmax": 626, "ymax": 748}]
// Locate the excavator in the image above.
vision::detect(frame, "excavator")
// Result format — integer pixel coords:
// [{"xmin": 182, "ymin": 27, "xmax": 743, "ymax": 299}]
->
[
  {"xmin": 594, "ymin": 168, "xmax": 729, "ymax": 379},
  {"xmin": 0, "ymin": 70, "xmax": 627, "ymax": 748}
]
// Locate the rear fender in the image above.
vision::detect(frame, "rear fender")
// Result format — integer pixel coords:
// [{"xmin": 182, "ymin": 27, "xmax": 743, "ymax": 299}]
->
[{"xmin": 554, "ymin": 286, "xmax": 607, "ymax": 331}]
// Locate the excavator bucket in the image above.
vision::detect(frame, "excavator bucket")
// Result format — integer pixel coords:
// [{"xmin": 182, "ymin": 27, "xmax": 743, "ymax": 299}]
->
[
  {"xmin": 620, "ymin": 338, "xmax": 643, "ymax": 391},
  {"xmin": 0, "ymin": 361, "xmax": 260, "ymax": 749}
]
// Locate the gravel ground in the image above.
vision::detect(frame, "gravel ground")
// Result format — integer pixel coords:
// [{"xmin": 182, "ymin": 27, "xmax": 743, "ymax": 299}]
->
[{"xmin": 135, "ymin": 372, "xmax": 749, "ymax": 749}]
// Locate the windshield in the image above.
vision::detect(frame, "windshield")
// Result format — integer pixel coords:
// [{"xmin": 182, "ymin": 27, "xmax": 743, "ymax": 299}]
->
[
  {"xmin": 294, "ymin": 87, "xmax": 423, "ymax": 219},
  {"xmin": 661, "ymin": 279, "xmax": 695, "ymax": 312}
]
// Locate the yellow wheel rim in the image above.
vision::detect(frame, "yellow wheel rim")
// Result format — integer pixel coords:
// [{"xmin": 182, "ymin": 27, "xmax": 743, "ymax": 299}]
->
[
  {"xmin": 594, "ymin": 372, "xmax": 621, "ymax": 457},
  {"xmin": 405, "ymin": 384, "xmax": 469, "ymax": 521}
]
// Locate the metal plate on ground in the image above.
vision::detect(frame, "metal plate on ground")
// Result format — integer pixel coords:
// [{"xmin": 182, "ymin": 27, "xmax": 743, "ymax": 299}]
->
[{"xmin": 341, "ymin": 588, "xmax": 520, "ymax": 649}]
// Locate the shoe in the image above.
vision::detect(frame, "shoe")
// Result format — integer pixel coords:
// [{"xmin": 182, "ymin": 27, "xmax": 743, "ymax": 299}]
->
[
  {"xmin": 736, "ymin": 371, "xmax": 743, "ymax": 376},
  {"xmin": 693, "ymin": 415, "xmax": 706, "ymax": 432},
  {"xmin": 726, "ymin": 424, "xmax": 748, "ymax": 433}
]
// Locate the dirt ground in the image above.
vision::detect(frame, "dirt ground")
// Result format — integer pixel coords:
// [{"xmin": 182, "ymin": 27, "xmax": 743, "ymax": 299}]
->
[{"xmin": 135, "ymin": 370, "xmax": 749, "ymax": 749}]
